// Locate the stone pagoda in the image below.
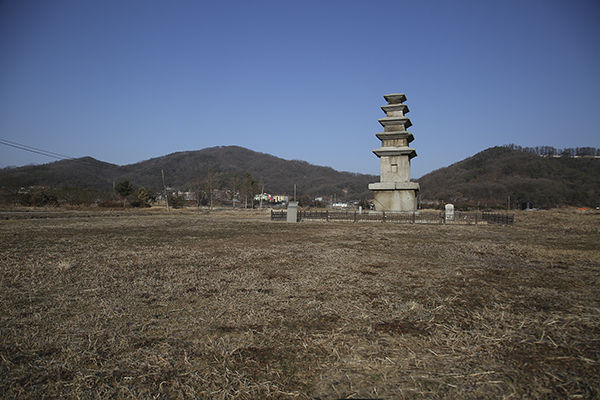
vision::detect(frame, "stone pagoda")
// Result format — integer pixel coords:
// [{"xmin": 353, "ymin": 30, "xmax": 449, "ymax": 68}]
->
[{"xmin": 368, "ymin": 93, "xmax": 419, "ymax": 211}]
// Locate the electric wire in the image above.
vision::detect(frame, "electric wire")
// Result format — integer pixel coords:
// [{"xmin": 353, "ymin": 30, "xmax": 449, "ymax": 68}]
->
[
  {"xmin": 0, "ymin": 138, "xmax": 74, "ymax": 161},
  {"xmin": 0, "ymin": 137, "xmax": 124, "ymax": 186},
  {"xmin": 0, "ymin": 138, "xmax": 125, "ymax": 192}
]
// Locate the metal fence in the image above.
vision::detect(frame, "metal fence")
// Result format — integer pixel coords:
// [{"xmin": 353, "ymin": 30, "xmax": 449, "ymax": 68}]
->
[
  {"xmin": 271, "ymin": 210, "xmax": 287, "ymax": 221},
  {"xmin": 271, "ymin": 210, "xmax": 514, "ymax": 225},
  {"xmin": 481, "ymin": 212, "xmax": 514, "ymax": 225}
]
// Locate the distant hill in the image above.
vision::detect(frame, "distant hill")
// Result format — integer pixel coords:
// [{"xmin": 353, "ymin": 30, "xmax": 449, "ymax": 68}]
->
[
  {"xmin": 0, "ymin": 157, "xmax": 119, "ymax": 191},
  {"xmin": 3, "ymin": 145, "xmax": 598, "ymax": 207},
  {"xmin": 417, "ymin": 146, "xmax": 600, "ymax": 208},
  {"xmin": 0, "ymin": 146, "xmax": 376, "ymax": 199}
]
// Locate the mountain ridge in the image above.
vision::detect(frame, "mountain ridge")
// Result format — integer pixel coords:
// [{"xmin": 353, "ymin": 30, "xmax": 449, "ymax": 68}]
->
[
  {"xmin": 417, "ymin": 146, "xmax": 600, "ymax": 208},
  {"xmin": 0, "ymin": 145, "xmax": 376, "ymax": 199},
  {"xmin": 1, "ymin": 145, "xmax": 598, "ymax": 207}
]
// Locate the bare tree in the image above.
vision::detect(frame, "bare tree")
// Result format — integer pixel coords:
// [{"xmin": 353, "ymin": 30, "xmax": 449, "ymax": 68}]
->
[
  {"xmin": 230, "ymin": 173, "xmax": 239, "ymax": 208},
  {"xmin": 241, "ymin": 172, "xmax": 257, "ymax": 208},
  {"xmin": 205, "ymin": 168, "xmax": 214, "ymax": 210}
]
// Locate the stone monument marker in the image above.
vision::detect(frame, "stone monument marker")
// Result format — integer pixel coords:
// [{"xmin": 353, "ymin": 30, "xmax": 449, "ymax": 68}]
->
[
  {"xmin": 368, "ymin": 93, "xmax": 420, "ymax": 211},
  {"xmin": 445, "ymin": 203, "xmax": 454, "ymax": 221}
]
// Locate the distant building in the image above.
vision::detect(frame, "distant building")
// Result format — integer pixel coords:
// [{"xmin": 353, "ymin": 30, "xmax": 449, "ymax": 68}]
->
[
  {"xmin": 254, "ymin": 193, "xmax": 273, "ymax": 202},
  {"xmin": 332, "ymin": 202, "xmax": 349, "ymax": 208},
  {"xmin": 183, "ymin": 192, "xmax": 197, "ymax": 201},
  {"xmin": 272, "ymin": 195, "xmax": 288, "ymax": 203},
  {"xmin": 520, "ymin": 201, "xmax": 534, "ymax": 210}
]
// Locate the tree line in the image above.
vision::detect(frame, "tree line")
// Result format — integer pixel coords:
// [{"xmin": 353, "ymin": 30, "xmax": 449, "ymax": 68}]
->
[
  {"xmin": 504, "ymin": 144, "xmax": 600, "ymax": 157},
  {"xmin": 0, "ymin": 169, "xmax": 264, "ymax": 209}
]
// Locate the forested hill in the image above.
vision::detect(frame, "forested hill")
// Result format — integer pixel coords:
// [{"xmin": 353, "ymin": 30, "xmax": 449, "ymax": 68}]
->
[
  {"xmin": 417, "ymin": 146, "xmax": 600, "ymax": 208},
  {"xmin": 0, "ymin": 157, "xmax": 118, "ymax": 192},
  {"xmin": 0, "ymin": 146, "xmax": 376, "ymax": 199},
  {"xmin": 3, "ymin": 145, "xmax": 599, "ymax": 207}
]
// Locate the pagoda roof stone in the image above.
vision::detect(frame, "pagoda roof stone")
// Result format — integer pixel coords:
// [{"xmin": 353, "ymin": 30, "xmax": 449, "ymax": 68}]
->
[
  {"xmin": 384, "ymin": 93, "xmax": 407, "ymax": 104},
  {"xmin": 381, "ymin": 103, "xmax": 409, "ymax": 114},
  {"xmin": 372, "ymin": 146, "xmax": 417, "ymax": 159},
  {"xmin": 376, "ymin": 131, "xmax": 414, "ymax": 143},
  {"xmin": 378, "ymin": 116, "xmax": 412, "ymax": 129}
]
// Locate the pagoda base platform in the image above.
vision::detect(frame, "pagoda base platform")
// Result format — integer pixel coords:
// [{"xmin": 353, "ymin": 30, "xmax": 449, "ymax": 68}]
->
[{"xmin": 369, "ymin": 182, "xmax": 419, "ymax": 211}]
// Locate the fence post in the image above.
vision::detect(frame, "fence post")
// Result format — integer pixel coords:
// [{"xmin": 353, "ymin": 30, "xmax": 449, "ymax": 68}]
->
[
  {"xmin": 354, "ymin": 211, "xmax": 357, "ymax": 223},
  {"xmin": 475, "ymin": 212, "xmax": 478, "ymax": 225},
  {"xmin": 412, "ymin": 211, "xmax": 416, "ymax": 224},
  {"xmin": 326, "ymin": 210, "xmax": 329, "ymax": 222},
  {"xmin": 382, "ymin": 211, "xmax": 386, "ymax": 223}
]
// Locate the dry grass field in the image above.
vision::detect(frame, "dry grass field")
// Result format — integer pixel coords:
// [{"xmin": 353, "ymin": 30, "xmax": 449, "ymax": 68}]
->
[{"xmin": 1, "ymin": 208, "xmax": 599, "ymax": 399}]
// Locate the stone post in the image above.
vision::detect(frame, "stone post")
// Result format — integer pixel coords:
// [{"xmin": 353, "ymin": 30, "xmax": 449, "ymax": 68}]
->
[
  {"xmin": 287, "ymin": 201, "xmax": 298, "ymax": 223},
  {"xmin": 445, "ymin": 204, "xmax": 455, "ymax": 221}
]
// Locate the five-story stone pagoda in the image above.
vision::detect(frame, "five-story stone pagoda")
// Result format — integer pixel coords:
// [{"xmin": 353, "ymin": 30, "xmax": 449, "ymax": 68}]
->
[{"xmin": 368, "ymin": 93, "xmax": 419, "ymax": 211}]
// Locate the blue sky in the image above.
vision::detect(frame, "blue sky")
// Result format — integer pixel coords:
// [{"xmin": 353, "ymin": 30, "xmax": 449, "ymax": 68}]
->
[{"xmin": 1, "ymin": 0, "xmax": 598, "ymax": 178}]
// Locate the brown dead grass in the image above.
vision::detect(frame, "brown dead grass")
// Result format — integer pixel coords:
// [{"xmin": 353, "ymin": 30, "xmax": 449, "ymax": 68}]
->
[{"xmin": 0, "ymin": 208, "xmax": 599, "ymax": 399}]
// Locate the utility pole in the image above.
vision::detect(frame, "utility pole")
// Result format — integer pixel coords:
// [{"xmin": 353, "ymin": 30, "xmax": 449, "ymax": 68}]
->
[
  {"xmin": 260, "ymin": 183, "xmax": 265, "ymax": 209},
  {"xmin": 207, "ymin": 168, "xmax": 213, "ymax": 210},
  {"xmin": 162, "ymin": 169, "xmax": 170, "ymax": 212},
  {"xmin": 294, "ymin": 184, "xmax": 297, "ymax": 202},
  {"xmin": 231, "ymin": 173, "xmax": 238, "ymax": 209}
]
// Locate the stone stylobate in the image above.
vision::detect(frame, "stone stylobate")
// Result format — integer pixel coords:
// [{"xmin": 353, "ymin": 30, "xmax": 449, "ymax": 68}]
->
[{"xmin": 368, "ymin": 93, "xmax": 420, "ymax": 211}]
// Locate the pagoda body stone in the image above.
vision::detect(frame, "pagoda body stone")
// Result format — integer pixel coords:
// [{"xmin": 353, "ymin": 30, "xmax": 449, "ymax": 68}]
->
[{"xmin": 368, "ymin": 93, "xmax": 420, "ymax": 211}]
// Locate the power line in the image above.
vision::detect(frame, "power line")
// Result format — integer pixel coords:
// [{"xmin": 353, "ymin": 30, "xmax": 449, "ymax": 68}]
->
[
  {"xmin": 0, "ymin": 138, "xmax": 74, "ymax": 161},
  {"xmin": 0, "ymin": 138, "xmax": 123, "ymax": 192},
  {"xmin": 0, "ymin": 138, "xmax": 120, "ymax": 179},
  {"xmin": 0, "ymin": 138, "xmax": 107, "ymax": 167}
]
